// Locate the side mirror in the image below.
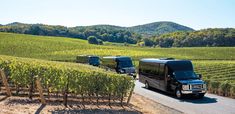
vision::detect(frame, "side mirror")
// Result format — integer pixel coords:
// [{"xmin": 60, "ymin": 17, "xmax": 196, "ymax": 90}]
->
[
  {"xmin": 198, "ymin": 74, "xmax": 202, "ymax": 79},
  {"xmin": 167, "ymin": 75, "xmax": 171, "ymax": 79}
]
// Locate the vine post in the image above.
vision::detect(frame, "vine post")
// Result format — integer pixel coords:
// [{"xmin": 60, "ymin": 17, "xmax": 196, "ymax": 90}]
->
[
  {"xmin": 63, "ymin": 74, "xmax": 69, "ymax": 107},
  {"xmin": 35, "ymin": 76, "xmax": 46, "ymax": 104},
  {"xmin": 0, "ymin": 69, "xmax": 12, "ymax": 97},
  {"xmin": 127, "ymin": 82, "xmax": 135, "ymax": 105}
]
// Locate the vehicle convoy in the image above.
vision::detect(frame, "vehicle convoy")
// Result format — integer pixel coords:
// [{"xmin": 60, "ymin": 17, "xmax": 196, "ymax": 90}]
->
[
  {"xmin": 76, "ymin": 55, "xmax": 100, "ymax": 66},
  {"xmin": 138, "ymin": 58, "xmax": 207, "ymax": 98},
  {"xmin": 101, "ymin": 56, "xmax": 136, "ymax": 77}
]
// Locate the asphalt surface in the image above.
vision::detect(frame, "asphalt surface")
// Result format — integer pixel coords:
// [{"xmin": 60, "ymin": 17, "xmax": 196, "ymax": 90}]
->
[{"xmin": 134, "ymin": 81, "xmax": 235, "ymax": 114}]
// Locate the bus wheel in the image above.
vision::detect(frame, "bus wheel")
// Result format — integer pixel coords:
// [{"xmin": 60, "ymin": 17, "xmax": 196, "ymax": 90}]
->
[
  {"xmin": 145, "ymin": 81, "xmax": 150, "ymax": 89},
  {"xmin": 175, "ymin": 88, "xmax": 182, "ymax": 99}
]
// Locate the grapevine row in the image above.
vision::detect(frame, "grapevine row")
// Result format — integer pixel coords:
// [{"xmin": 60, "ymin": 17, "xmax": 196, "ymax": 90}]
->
[
  {"xmin": 0, "ymin": 55, "xmax": 135, "ymax": 104},
  {"xmin": 193, "ymin": 61, "xmax": 235, "ymax": 97}
]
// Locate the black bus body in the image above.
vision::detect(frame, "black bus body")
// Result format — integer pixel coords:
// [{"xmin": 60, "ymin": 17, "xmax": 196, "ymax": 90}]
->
[
  {"xmin": 102, "ymin": 56, "xmax": 136, "ymax": 77},
  {"xmin": 76, "ymin": 55, "xmax": 100, "ymax": 66},
  {"xmin": 139, "ymin": 58, "xmax": 207, "ymax": 98}
]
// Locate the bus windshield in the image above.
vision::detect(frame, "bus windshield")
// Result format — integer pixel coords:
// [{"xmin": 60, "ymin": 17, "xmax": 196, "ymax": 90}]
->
[
  {"xmin": 118, "ymin": 60, "xmax": 133, "ymax": 68},
  {"xmin": 174, "ymin": 71, "xmax": 199, "ymax": 80},
  {"xmin": 89, "ymin": 57, "xmax": 99, "ymax": 63}
]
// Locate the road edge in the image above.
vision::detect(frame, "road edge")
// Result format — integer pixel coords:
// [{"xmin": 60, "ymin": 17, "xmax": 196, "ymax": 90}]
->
[{"xmin": 133, "ymin": 92, "xmax": 184, "ymax": 114}]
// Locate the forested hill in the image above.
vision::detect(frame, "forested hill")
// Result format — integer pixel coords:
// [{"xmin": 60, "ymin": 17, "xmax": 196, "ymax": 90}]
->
[
  {"xmin": 74, "ymin": 21, "xmax": 194, "ymax": 36},
  {"xmin": 128, "ymin": 21, "xmax": 194, "ymax": 36},
  {"xmin": 1, "ymin": 22, "xmax": 234, "ymax": 47},
  {"xmin": 0, "ymin": 21, "xmax": 193, "ymax": 44},
  {"xmin": 151, "ymin": 28, "xmax": 235, "ymax": 47},
  {"xmin": 0, "ymin": 22, "xmax": 139, "ymax": 44}
]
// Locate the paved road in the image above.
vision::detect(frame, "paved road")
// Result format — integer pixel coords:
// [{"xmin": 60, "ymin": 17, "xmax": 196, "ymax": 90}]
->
[{"xmin": 134, "ymin": 81, "xmax": 235, "ymax": 114}]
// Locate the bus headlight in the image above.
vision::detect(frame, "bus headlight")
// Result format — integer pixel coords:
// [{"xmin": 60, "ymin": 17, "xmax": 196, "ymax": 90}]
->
[
  {"xmin": 119, "ymin": 69, "xmax": 125, "ymax": 73},
  {"xmin": 203, "ymin": 84, "xmax": 207, "ymax": 89},
  {"xmin": 182, "ymin": 85, "xmax": 190, "ymax": 90}
]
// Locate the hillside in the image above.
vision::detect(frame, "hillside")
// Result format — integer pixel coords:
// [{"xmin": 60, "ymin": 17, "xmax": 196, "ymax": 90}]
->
[
  {"xmin": 76, "ymin": 21, "xmax": 194, "ymax": 36},
  {"xmin": 76, "ymin": 24, "xmax": 125, "ymax": 30},
  {"xmin": 0, "ymin": 21, "xmax": 194, "ymax": 44},
  {"xmin": 0, "ymin": 32, "xmax": 235, "ymax": 92},
  {"xmin": 128, "ymin": 21, "xmax": 194, "ymax": 36},
  {"xmin": 0, "ymin": 32, "xmax": 234, "ymax": 61}
]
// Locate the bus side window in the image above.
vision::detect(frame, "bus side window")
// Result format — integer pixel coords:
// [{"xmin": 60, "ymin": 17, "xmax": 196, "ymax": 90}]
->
[
  {"xmin": 153, "ymin": 63, "xmax": 159, "ymax": 79},
  {"xmin": 159, "ymin": 64, "xmax": 165, "ymax": 80},
  {"xmin": 140, "ymin": 62, "xmax": 148, "ymax": 75}
]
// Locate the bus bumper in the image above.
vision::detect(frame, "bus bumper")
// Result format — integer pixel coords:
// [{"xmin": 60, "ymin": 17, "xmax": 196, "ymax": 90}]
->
[{"xmin": 181, "ymin": 90, "xmax": 207, "ymax": 94}]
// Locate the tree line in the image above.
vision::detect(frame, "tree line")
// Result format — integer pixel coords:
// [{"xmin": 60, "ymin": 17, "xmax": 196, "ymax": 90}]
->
[
  {"xmin": 0, "ymin": 23, "xmax": 234, "ymax": 47},
  {"xmin": 0, "ymin": 23, "xmax": 140, "ymax": 44},
  {"xmin": 143, "ymin": 28, "xmax": 235, "ymax": 47}
]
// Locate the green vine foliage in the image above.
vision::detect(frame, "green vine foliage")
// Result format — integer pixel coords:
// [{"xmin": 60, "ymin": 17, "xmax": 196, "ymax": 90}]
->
[{"xmin": 0, "ymin": 55, "xmax": 134, "ymax": 100}]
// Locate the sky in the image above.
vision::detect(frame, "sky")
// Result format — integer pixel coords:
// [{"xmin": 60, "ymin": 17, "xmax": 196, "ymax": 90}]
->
[{"xmin": 1, "ymin": 0, "xmax": 235, "ymax": 30}]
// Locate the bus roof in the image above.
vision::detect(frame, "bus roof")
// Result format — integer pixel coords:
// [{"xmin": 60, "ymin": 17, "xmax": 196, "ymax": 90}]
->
[
  {"xmin": 140, "ymin": 58, "xmax": 190, "ymax": 63},
  {"xmin": 77, "ymin": 55, "xmax": 99, "ymax": 58},
  {"xmin": 140, "ymin": 58, "xmax": 193, "ymax": 71},
  {"xmin": 103, "ymin": 56, "xmax": 131, "ymax": 59}
]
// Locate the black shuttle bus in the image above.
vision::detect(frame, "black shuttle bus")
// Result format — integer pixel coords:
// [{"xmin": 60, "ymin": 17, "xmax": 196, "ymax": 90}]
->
[
  {"xmin": 76, "ymin": 55, "xmax": 100, "ymax": 66},
  {"xmin": 139, "ymin": 58, "xmax": 207, "ymax": 98},
  {"xmin": 102, "ymin": 56, "xmax": 136, "ymax": 77}
]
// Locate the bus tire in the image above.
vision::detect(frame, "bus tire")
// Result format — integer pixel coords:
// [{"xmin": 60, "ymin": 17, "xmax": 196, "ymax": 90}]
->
[
  {"xmin": 175, "ymin": 88, "xmax": 182, "ymax": 99},
  {"xmin": 145, "ymin": 81, "xmax": 150, "ymax": 89}
]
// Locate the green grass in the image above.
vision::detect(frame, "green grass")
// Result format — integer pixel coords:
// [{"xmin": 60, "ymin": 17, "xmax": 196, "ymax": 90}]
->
[{"xmin": 0, "ymin": 32, "xmax": 235, "ymax": 61}]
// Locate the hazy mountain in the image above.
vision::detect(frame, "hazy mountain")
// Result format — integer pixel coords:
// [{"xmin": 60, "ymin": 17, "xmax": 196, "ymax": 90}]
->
[
  {"xmin": 2, "ymin": 21, "xmax": 194, "ymax": 36},
  {"xmin": 77, "ymin": 22, "xmax": 194, "ymax": 36},
  {"xmin": 75, "ymin": 24, "xmax": 125, "ymax": 30},
  {"xmin": 127, "ymin": 21, "xmax": 194, "ymax": 36}
]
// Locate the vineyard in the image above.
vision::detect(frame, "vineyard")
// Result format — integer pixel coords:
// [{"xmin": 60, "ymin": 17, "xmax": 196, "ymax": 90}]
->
[
  {"xmin": 194, "ymin": 61, "xmax": 235, "ymax": 97},
  {"xmin": 0, "ymin": 32, "xmax": 235, "ymax": 98},
  {"xmin": 0, "ymin": 55, "xmax": 135, "ymax": 105},
  {"xmin": 0, "ymin": 32, "xmax": 235, "ymax": 61}
]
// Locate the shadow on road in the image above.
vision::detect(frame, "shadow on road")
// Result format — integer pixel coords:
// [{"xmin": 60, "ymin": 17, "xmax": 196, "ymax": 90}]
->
[
  {"xmin": 51, "ymin": 109, "xmax": 142, "ymax": 114},
  {"xmin": 179, "ymin": 96, "xmax": 217, "ymax": 104},
  {"xmin": 143, "ymin": 87, "xmax": 217, "ymax": 104}
]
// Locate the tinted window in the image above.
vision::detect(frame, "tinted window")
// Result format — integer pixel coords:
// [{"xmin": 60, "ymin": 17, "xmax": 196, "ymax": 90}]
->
[
  {"xmin": 89, "ymin": 57, "xmax": 99, "ymax": 64},
  {"xmin": 139, "ymin": 62, "xmax": 159, "ymax": 78},
  {"xmin": 154, "ymin": 63, "xmax": 159, "ymax": 75},
  {"xmin": 140, "ymin": 62, "xmax": 148, "ymax": 74},
  {"xmin": 77, "ymin": 56, "xmax": 88, "ymax": 63},
  {"xmin": 118, "ymin": 59, "xmax": 133, "ymax": 68},
  {"xmin": 90, "ymin": 57, "xmax": 99, "ymax": 62},
  {"xmin": 174, "ymin": 71, "xmax": 199, "ymax": 80},
  {"xmin": 167, "ymin": 61, "xmax": 193, "ymax": 71},
  {"xmin": 159, "ymin": 64, "xmax": 164, "ymax": 76}
]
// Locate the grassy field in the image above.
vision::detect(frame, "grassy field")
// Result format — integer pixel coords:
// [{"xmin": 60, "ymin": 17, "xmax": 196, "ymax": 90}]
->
[
  {"xmin": 0, "ymin": 32, "xmax": 235, "ymax": 96},
  {"xmin": 0, "ymin": 32, "xmax": 235, "ymax": 61}
]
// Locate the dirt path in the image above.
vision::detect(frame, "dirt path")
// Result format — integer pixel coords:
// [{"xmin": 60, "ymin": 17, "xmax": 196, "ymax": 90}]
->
[{"xmin": 0, "ymin": 93, "xmax": 181, "ymax": 114}]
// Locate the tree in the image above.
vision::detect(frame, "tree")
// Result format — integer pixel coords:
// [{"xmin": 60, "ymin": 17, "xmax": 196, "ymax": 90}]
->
[
  {"xmin": 88, "ymin": 36, "xmax": 99, "ymax": 44},
  {"xmin": 159, "ymin": 38, "xmax": 174, "ymax": 47},
  {"xmin": 97, "ymin": 39, "xmax": 103, "ymax": 45},
  {"xmin": 143, "ymin": 38, "xmax": 154, "ymax": 47}
]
